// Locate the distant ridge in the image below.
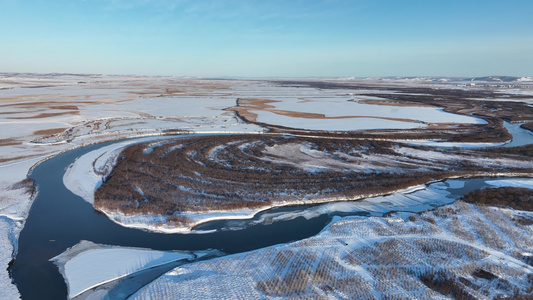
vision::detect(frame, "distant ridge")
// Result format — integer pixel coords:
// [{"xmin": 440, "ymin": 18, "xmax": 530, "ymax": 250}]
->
[{"xmin": 471, "ymin": 75, "xmax": 533, "ymax": 82}]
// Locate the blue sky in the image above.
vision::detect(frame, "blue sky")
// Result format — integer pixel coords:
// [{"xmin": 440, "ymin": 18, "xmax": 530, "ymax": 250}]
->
[{"xmin": 1, "ymin": 0, "xmax": 532, "ymax": 77}]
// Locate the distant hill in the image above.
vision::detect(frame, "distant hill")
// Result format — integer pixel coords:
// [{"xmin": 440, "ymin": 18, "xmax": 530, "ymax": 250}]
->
[{"xmin": 471, "ymin": 76, "xmax": 533, "ymax": 83}]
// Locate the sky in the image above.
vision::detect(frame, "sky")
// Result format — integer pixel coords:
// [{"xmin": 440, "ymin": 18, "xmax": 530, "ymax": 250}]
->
[{"xmin": 1, "ymin": 0, "xmax": 532, "ymax": 77}]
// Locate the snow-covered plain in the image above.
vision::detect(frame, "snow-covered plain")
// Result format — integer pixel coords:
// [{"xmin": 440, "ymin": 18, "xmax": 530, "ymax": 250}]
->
[
  {"xmin": 1, "ymin": 74, "xmax": 533, "ymax": 299},
  {"xmin": 256, "ymin": 110, "xmax": 428, "ymax": 131},
  {"xmin": 133, "ymin": 198, "xmax": 533, "ymax": 299},
  {"xmin": 487, "ymin": 178, "xmax": 533, "ymax": 189}
]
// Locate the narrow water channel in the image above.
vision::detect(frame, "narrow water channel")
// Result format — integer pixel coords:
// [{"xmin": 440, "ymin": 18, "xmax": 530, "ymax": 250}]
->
[{"xmin": 503, "ymin": 121, "xmax": 533, "ymax": 147}]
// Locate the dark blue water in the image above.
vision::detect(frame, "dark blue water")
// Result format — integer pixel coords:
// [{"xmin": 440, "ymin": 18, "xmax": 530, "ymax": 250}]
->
[{"xmin": 503, "ymin": 121, "xmax": 533, "ymax": 147}]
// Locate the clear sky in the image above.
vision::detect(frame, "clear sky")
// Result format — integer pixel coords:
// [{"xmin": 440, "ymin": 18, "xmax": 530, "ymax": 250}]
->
[{"xmin": 1, "ymin": 0, "xmax": 532, "ymax": 77}]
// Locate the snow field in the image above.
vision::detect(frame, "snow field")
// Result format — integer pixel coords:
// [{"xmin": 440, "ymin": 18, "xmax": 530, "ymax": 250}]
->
[
  {"xmin": 133, "ymin": 200, "xmax": 533, "ymax": 299},
  {"xmin": 0, "ymin": 218, "xmax": 21, "ymax": 299},
  {"xmin": 51, "ymin": 241, "xmax": 195, "ymax": 299},
  {"xmin": 250, "ymin": 96, "xmax": 485, "ymax": 131},
  {"xmin": 487, "ymin": 178, "xmax": 533, "ymax": 189}
]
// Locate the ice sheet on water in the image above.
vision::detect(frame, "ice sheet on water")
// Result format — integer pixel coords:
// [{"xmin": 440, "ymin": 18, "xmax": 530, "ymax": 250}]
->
[
  {"xmin": 51, "ymin": 240, "xmax": 195, "ymax": 299},
  {"xmin": 486, "ymin": 178, "xmax": 533, "ymax": 189}
]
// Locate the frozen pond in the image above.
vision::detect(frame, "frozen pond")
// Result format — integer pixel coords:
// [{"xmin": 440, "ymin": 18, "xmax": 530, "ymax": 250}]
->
[{"xmin": 251, "ymin": 97, "xmax": 486, "ymax": 131}]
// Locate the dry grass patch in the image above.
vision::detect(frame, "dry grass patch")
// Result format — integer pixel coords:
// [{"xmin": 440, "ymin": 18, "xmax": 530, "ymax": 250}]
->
[
  {"xmin": 8, "ymin": 111, "xmax": 79, "ymax": 119},
  {"xmin": 49, "ymin": 105, "xmax": 79, "ymax": 110},
  {"xmin": 521, "ymin": 122, "xmax": 533, "ymax": 132},
  {"xmin": 461, "ymin": 187, "xmax": 533, "ymax": 211},
  {"xmin": 10, "ymin": 178, "xmax": 34, "ymax": 195},
  {"xmin": 0, "ymin": 138, "xmax": 21, "ymax": 146},
  {"xmin": 359, "ymin": 98, "xmax": 435, "ymax": 107},
  {"xmin": 225, "ymin": 98, "xmax": 280, "ymax": 122},
  {"xmin": 33, "ymin": 127, "xmax": 68, "ymax": 136},
  {"xmin": 0, "ymin": 153, "xmax": 41, "ymax": 164}
]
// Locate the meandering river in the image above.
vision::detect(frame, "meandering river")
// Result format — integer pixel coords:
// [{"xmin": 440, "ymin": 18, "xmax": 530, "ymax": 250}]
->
[{"xmin": 10, "ymin": 123, "xmax": 533, "ymax": 299}]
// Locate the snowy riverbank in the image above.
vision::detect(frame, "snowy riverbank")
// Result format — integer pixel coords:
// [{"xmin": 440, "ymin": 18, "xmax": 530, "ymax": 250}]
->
[{"xmin": 51, "ymin": 240, "xmax": 209, "ymax": 299}]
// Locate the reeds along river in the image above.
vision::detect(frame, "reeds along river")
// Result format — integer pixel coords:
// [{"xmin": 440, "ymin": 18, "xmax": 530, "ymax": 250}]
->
[{"xmin": 10, "ymin": 125, "xmax": 533, "ymax": 299}]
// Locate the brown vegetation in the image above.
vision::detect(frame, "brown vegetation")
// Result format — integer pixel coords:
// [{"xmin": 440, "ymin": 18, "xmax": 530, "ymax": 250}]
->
[
  {"xmin": 95, "ymin": 135, "xmax": 449, "ymax": 217},
  {"xmin": 224, "ymin": 98, "xmax": 280, "ymax": 122},
  {"xmin": 10, "ymin": 178, "xmax": 35, "ymax": 195},
  {"xmin": 522, "ymin": 122, "xmax": 533, "ymax": 133},
  {"xmin": 0, "ymin": 153, "xmax": 41, "ymax": 164},
  {"xmin": 485, "ymin": 144, "xmax": 533, "ymax": 157},
  {"xmin": 461, "ymin": 187, "xmax": 533, "ymax": 211},
  {"xmin": 8, "ymin": 111, "xmax": 79, "ymax": 119},
  {"xmin": 33, "ymin": 127, "xmax": 68, "ymax": 136},
  {"xmin": 420, "ymin": 271, "xmax": 479, "ymax": 300},
  {"xmin": 49, "ymin": 105, "xmax": 79, "ymax": 110},
  {"xmin": 94, "ymin": 134, "xmax": 533, "ymax": 222},
  {"xmin": 0, "ymin": 138, "xmax": 21, "ymax": 146},
  {"xmin": 358, "ymin": 98, "xmax": 435, "ymax": 107}
]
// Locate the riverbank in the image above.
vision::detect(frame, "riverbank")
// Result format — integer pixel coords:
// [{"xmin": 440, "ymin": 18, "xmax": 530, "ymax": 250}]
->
[{"xmin": 94, "ymin": 174, "xmax": 533, "ymax": 234}]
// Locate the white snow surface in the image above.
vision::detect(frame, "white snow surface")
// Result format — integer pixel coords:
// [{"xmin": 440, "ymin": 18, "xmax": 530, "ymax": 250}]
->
[
  {"xmin": 133, "ymin": 200, "xmax": 533, "ymax": 299},
  {"xmin": 486, "ymin": 178, "xmax": 533, "ymax": 189},
  {"xmin": 247, "ymin": 181, "xmax": 455, "ymax": 227},
  {"xmin": 0, "ymin": 218, "xmax": 20, "ymax": 299},
  {"xmin": 51, "ymin": 240, "xmax": 194, "ymax": 299},
  {"xmin": 407, "ymin": 140, "xmax": 507, "ymax": 148},
  {"xmin": 251, "ymin": 97, "xmax": 485, "ymax": 131},
  {"xmin": 256, "ymin": 110, "xmax": 427, "ymax": 131}
]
